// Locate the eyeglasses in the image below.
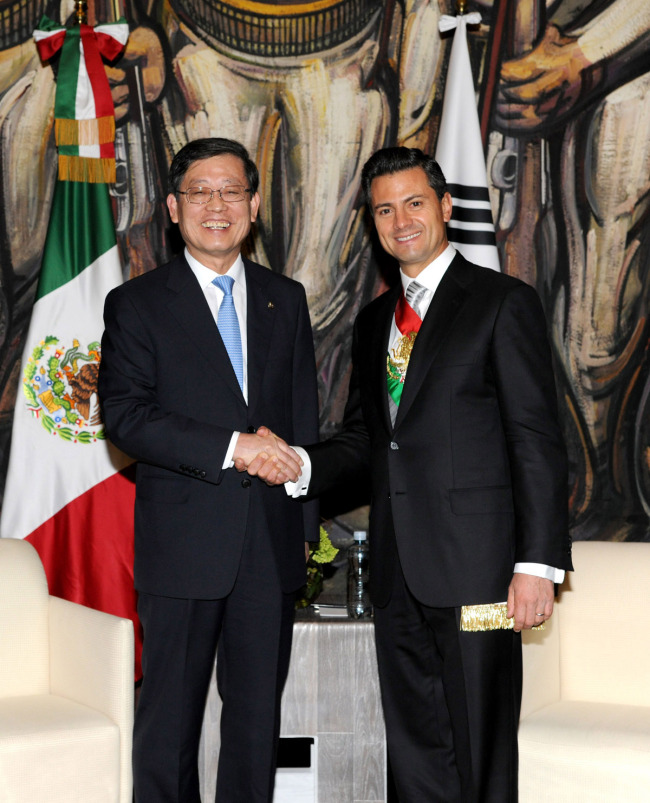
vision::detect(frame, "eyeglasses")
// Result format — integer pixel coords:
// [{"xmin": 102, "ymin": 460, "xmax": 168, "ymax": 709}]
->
[{"xmin": 177, "ymin": 185, "xmax": 252, "ymax": 204}]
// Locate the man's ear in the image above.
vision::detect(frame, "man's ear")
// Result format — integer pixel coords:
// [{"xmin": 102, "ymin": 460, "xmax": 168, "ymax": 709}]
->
[
  {"xmin": 166, "ymin": 193, "xmax": 179, "ymax": 223},
  {"xmin": 250, "ymin": 191, "xmax": 261, "ymax": 224},
  {"xmin": 441, "ymin": 191, "xmax": 453, "ymax": 223}
]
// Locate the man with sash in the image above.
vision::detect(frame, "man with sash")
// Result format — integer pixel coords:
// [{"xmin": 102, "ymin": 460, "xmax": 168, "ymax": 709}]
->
[{"xmin": 249, "ymin": 147, "xmax": 572, "ymax": 801}]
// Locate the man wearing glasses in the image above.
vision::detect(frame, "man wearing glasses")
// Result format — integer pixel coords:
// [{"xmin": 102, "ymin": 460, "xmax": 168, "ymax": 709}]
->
[{"xmin": 99, "ymin": 138, "xmax": 319, "ymax": 802}]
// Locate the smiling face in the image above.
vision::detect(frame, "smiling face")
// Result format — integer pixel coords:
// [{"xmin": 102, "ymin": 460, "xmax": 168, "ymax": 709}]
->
[
  {"xmin": 166, "ymin": 153, "xmax": 261, "ymax": 274},
  {"xmin": 370, "ymin": 166, "xmax": 452, "ymax": 278}
]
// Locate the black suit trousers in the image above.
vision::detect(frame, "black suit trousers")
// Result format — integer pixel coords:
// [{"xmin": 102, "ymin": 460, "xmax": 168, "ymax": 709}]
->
[
  {"xmin": 374, "ymin": 556, "xmax": 522, "ymax": 803},
  {"xmin": 133, "ymin": 507, "xmax": 295, "ymax": 803}
]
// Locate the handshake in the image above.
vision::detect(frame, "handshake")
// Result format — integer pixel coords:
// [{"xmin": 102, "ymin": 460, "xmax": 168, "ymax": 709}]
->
[{"xmin": 233, "ymin": 426, "xmax": 302, "ymax": 486}]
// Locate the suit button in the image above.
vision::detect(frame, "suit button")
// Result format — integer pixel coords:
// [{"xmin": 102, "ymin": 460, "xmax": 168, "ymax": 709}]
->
[
  {"xmin": 247, "ymin": 425, "xmax": 257, "ymax": 433},
  {"xmin": 179, "ymin": 464, "xmax": 187, "ymax": 472},
  {"xmin": 241, "ymin": 478, "xmax": 252, "ymax": 488},
  {"xmin": 200, "ymin": 471, "xmax": 206, "ymax": 479},
  {"xmin": 390, "ymin": 441, "xmax": 399, "ymax": 450}
]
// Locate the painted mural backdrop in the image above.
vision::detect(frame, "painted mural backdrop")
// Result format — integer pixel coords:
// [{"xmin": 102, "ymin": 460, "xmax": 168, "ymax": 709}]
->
[{"xmin": 1, "ymin": 0, "xmax": 648, "ymax": 540}]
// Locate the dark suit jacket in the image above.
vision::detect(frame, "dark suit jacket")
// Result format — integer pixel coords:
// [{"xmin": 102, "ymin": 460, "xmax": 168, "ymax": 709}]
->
[
  {"xmin": 99, "ymin": 255, "xmax": 319, "ymax": 599},
  {"xmin": 308, "ymin": 253, "xmax": 572, "ymax": 608}
]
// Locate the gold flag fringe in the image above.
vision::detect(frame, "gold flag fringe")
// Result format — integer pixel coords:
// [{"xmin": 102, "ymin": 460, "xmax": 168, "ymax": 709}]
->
[
  {"xmin": 460, "ymin": 602, "xmax": 545, "ymax": 632},
  {"xmin": 55, "ymin": 116, "xmax": 116, "ymax": 146},
  {"xmin": 58, "ymin": 154, "xmax": 116, "ymax": 184}
]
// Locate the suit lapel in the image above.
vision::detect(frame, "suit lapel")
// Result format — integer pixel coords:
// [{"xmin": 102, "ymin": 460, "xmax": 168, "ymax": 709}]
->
[
  {"xmin": 244, "ymin": 260, "xmax": 275, "ymax": 416},
  {"xmin": 165, "ymin": 256, "xmax": 245, "ymax": 405},
  {"xmin": 393, "ymin": 257, "xmax": 469, "ymax": 429},
  {"xmin": 367, "ymin": 287, "xmax": 401, "ymax": 435}
]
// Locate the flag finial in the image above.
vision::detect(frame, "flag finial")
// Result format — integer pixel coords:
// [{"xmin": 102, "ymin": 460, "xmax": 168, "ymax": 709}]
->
[
  {"xmin": 74, "ymin": 0, "xmax": 87, "ymax": 25},
  {"xmin": 457, "ymin": 0, "xmax": 467, "ymax": 14}
]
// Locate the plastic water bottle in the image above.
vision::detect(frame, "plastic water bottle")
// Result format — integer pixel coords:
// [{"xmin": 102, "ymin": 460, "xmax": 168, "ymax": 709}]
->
[{"xmin": 347, "ymin": 531, "xmax": 372, "ymax": 619}]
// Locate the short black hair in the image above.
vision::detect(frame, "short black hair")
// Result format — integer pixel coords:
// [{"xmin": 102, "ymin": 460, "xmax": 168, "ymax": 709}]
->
[
  {"xmin": 361, "ymin": 147, "xmax": 447, "ymax": 206},
  {"xmin": 168, "ymin": 138, "xmax": 259, "ymax": 195}
]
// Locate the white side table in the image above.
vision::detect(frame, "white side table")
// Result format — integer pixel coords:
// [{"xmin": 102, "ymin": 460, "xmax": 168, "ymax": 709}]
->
[{"xmin": 199, "ymin": 611, "xmax": 387, "ymax": 802}]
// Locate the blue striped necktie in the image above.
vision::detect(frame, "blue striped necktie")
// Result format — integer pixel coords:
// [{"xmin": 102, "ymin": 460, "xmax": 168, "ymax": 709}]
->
[{"xmin": 212, "ymin": 274, "xmax": 244, "ymax": 391}]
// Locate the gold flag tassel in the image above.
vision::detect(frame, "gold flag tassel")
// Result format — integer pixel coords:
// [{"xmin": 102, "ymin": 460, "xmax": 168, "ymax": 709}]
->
[{"xmin": 58, "ymin": 155, "xmax": 116, "ymax": 183}]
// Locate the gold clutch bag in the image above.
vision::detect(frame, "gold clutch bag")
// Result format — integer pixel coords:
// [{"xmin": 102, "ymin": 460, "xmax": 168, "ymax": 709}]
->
[{"xmin": 460, "ymin": 602, "xmax": 544, "ymax": 632}]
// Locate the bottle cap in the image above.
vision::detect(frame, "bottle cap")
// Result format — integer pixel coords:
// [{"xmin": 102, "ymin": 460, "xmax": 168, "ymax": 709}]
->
[{"xmin": 353, "ymin": 530, "xmax": 367, "ymax": 541}]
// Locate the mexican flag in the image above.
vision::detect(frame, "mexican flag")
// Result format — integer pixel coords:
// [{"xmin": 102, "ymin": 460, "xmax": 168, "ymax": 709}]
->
[
  {"xmin": 0, "ymin": 17, "xmax": 142, "ymax": 676},
  {"xmin": 436, "ymin": 11, "xmax": 501, "ymax": 272}
]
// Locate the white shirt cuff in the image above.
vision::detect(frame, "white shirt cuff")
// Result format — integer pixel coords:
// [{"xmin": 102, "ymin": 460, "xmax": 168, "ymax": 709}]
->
[
  {"xmin": 514, "ymin": 562, "xmax": 565, "ymax": 584},
  {"xmin": 223, "ymin": 431, "xmax": 240, "ymax": 470},
  {"xmin": 285, "ymin": 446, "xmax": 311, "ymax": 498}
]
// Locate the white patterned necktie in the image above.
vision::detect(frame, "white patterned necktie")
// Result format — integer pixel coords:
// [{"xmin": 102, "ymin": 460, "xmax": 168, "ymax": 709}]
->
[
  {"xmin": 405, "ymin": 279, "xmax": 427, "ymax": 318},
  {"xmin": 212, "ymin": 275, "xmax": 244, "ymax": 391}
]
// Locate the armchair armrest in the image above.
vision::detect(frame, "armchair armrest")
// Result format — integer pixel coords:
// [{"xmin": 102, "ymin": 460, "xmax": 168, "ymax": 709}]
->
[
  {"xmin": 49, "ymin": 595, "xmax": 134, "ymax": 803},
  {"xmin": 520, "ymin": 613, "xmax": 561, "ymax": 719}
]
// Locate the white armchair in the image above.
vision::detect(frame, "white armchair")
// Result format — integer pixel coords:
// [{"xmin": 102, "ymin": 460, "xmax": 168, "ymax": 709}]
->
[
  {"xmin": 0, "ymin": 537, "xmax": 134, "ymax": 803},
  {"xmin": 519, "ymin": 540, "xmax": 650, "ymax": 802}
]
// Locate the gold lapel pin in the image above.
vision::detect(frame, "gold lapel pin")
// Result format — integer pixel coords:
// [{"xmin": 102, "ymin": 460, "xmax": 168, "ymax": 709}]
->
[{"xmin": 268, "ymin": 302, "xmax": 274, "ymax": 309}]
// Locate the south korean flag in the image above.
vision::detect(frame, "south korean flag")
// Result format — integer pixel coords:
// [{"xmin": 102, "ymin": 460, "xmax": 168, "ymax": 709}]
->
[{"xmin": 436, "ymin": 12, "xmax": 501, "ymax": 272}]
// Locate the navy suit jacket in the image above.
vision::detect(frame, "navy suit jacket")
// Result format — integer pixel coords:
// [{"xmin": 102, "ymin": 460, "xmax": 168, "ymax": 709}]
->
[
  {"xmin": 99, "ymin": 255, "xmax": 319, "ymax": 598},
  {"xmin": 308, "ymin": 253, "xmax": 572, "ymax": 608}
]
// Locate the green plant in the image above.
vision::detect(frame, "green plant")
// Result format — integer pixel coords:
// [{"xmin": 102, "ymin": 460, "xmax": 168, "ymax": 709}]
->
[{"xmin": 296, "ymin": 526, "xmax": 339, "ymax": 609}]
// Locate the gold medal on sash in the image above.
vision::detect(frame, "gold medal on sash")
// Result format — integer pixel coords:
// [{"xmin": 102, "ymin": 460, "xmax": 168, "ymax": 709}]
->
[{"xmin": 387, "ymin": 331, "xmax": 417, "ymax": 382}]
